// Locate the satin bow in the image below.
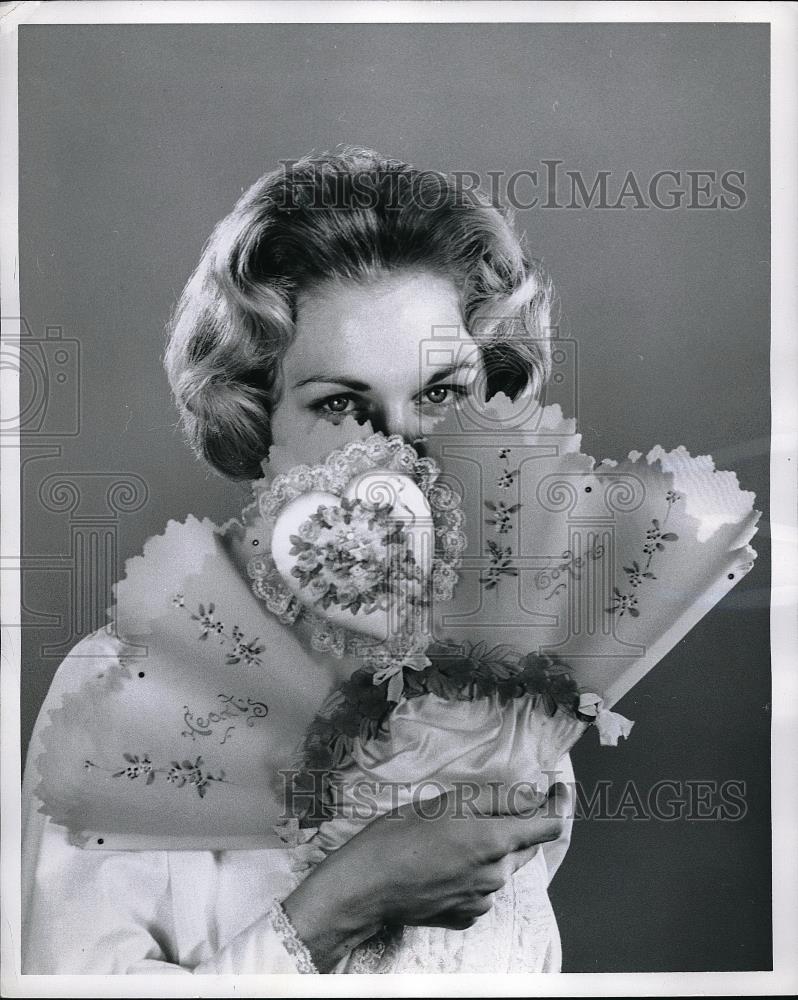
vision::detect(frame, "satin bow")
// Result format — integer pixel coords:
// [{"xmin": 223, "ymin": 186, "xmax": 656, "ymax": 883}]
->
[
  {"xmin": 372, "ymin": 651, "xmax": 432, "ymax": 703},
  {"xmin": 577, "ymin": 692, "xmax": 635, "ymax": 747}
]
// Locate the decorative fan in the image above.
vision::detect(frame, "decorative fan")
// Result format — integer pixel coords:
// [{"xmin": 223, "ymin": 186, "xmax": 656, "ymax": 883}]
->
[{"xmin": 31, "ymin": 396, "xmax": 758, "ymax": 852}]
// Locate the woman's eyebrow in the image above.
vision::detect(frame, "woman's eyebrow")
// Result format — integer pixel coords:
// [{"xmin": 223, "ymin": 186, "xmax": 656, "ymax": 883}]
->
[
  {"xmin": 292, "ymin": 375, "xmax": 371, "ymax": 390},
  {"xmin": 293, "ymin": 360, "xmax": 477, "ymax": 391},
  {"xmin": 424, "ymin": 360, "xmax": 479, "ymax": 386}
]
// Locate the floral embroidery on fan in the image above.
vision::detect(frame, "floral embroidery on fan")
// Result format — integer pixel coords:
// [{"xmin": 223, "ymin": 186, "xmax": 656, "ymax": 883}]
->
[
  {"xmin": 226, "ymin": 625, "xmax": 266, "ymax": 666},
  {"xmin": 623, "ymin": 560, "xmax": 656, "ymax": 588},
  {"xmin": 496, "ymin": 447, "xmax": 519, "ymax": 490},
  {"xmin": 172, "ymin": 597, "xmax": 266, "ymax": 669},
  {"xmin": 484, "ymin": 499, "xmax": 522, "ymax": 535},
  {"xmin": 606, "ymin": 492, "xmax": 680, "ymax": 618},
  {"xmin": 111, "ymin": 753, "xmax": 154, "ymax": 781},
  {"xmin": 166, "ymin": 757, "xmax": 226, "ymax": 798},
  {"xmin": 480, "ymin": 540, "xmax": 518, "ymax": 590},
  {"xmin": 479, "ymin": 447, "xmax": 523, "ymax": 589},
  {"xmin": 83, "ymin": 754, "xmax": 227, "ymax": 799},
  {"xmin": 497, "ymin": 468, "xmax": 518, "ymax": 489},
  {"xmin": 642, "ymin": 518, "xmax": 679, "ymax": 566},
  {"xmin": 605, "ymin": 589, "xmax": 640, "ymax": 618},
  {"xmin": 487, "ymin": 445, "xmax": 521, "ymax": 527},
  {"xmin": 191, "ymin": 602, "xmax": 225, "ymax": 642}
]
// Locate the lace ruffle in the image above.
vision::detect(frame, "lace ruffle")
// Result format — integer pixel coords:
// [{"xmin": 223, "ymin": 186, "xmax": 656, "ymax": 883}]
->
[
  {"xmin": 245, "ymin": 433, "xmax": 465, "ymax": 661},
  {"xmin": 268, "ymin": 901, "xmax": 319, "ymax": 974}
]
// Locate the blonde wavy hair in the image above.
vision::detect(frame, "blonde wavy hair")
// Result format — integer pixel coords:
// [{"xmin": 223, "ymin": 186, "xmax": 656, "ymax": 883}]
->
[{"xmin": 164, "ymin": 148, "xmax": 555, "ymax": 479}]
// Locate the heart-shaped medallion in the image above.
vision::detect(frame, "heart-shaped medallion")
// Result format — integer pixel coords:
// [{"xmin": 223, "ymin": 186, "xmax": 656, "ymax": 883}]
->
[{"xmin": 270, "ymin": 471, "xmax": 435, "ymax": 640}]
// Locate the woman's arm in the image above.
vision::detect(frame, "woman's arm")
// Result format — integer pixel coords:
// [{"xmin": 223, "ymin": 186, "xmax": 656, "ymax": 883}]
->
[{"xmin": 283, "ymin": 782, "xmax": 570, "ymax": 971}]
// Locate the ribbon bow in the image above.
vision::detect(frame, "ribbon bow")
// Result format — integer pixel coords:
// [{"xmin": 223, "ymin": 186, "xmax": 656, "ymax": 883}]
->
[
  {"xmin": 372, "ymin": 651, "xmax": 432, "ymax": 703},
  {"xmin": 577, "ymin": 692, "xmax": 635, "ymax": 747},
  {"xmin": 273, "ymin": 818, "xmax": 326, "ymax": 871}
]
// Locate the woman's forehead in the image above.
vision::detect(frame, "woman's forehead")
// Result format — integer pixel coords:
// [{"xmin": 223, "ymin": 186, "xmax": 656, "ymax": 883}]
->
[{"xmin": 287, "ymin": 270, "xmax": 476, "ymax": 380}]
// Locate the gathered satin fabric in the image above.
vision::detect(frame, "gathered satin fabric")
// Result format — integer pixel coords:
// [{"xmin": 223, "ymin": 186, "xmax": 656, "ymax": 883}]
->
[{"xmin": 313, "ymin": 691, "xmax": 581, "ymax": 857}]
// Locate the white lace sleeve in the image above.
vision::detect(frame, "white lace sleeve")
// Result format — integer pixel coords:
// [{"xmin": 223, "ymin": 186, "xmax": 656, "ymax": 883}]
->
[{"xmin": 265, "ymin": 902, "xmax": 318, "ymax": 973}]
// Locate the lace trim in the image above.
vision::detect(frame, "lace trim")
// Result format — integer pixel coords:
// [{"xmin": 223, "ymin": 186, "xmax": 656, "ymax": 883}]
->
[
  {"xmin": 246, "ymin": 433, "xmax": 465, "ymax": 659},
  {"xmin": 268, "ymin": 901, "xmax": 318, "ymax": 974},
  {"xmin": 255, "ymin": 434, "xmax": 438, "ymax": 518},
  {"xmin": 345, "ymin": 925, "xmax": 404, "ymax": 973}
]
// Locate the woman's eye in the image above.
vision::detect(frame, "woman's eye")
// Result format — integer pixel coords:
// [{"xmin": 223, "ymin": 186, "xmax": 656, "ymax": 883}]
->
[
  {"xmin": 421, "ymin": 383, "xmax": 472, "ymax": 408},
  {"xmin": 322, "ymin": 396, "xmax": 352, "ymax": 414},
  {"xmin": 424, "ymin": 386, "xmax": 450, "ymax": 405},
  {"xmin": 314, "ymin": 394, "xmax": 368, "ymax": 424}
]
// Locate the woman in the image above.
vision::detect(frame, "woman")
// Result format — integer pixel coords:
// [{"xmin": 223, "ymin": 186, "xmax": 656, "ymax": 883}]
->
[{"xmin": 22, "ymin": 148, "xmax": 575, "ymax": 974}]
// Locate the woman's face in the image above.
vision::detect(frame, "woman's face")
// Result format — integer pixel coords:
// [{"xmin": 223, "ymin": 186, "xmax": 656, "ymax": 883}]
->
[{"xmin": 269, "ymin": 270, "xmax": 482, "ymax": 454}]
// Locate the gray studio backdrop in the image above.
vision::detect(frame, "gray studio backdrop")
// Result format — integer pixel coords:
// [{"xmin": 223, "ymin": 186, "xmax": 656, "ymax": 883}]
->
[{"xmin": 18, "ymin": 23, "xmax": 770, "ymax": 972}]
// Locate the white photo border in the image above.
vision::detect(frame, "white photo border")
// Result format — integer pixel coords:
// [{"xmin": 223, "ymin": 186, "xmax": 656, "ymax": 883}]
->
[{"xmin": 1, "ymin": 2, "xmax": 795, "ymax": 996}]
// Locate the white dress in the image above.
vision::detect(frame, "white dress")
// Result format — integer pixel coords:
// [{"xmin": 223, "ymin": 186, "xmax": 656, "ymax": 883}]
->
[{"xmin": 22, "ymin": 628, "xmax": 574, "ymax": 975}]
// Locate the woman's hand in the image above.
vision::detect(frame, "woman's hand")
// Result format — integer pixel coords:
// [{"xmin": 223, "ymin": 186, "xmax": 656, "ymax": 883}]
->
[{"xmin": 282, "ymin": 782, "xmax": 570, "ymax": 972}]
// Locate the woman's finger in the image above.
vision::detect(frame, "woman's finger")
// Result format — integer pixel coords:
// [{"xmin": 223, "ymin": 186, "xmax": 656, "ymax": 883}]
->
[
  {"xmin": 426, "ymin": 897, "xmax": 495, "ymax": 930},
  {"xmin": 503, "ymin": 782, "xmax": 571, "ymax": 853}
]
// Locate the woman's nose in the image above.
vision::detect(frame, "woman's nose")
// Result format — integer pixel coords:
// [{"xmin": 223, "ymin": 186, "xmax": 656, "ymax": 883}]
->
[{"xmin": 370, "ymin": 402, "xmax": 427, "ymax": 454}]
